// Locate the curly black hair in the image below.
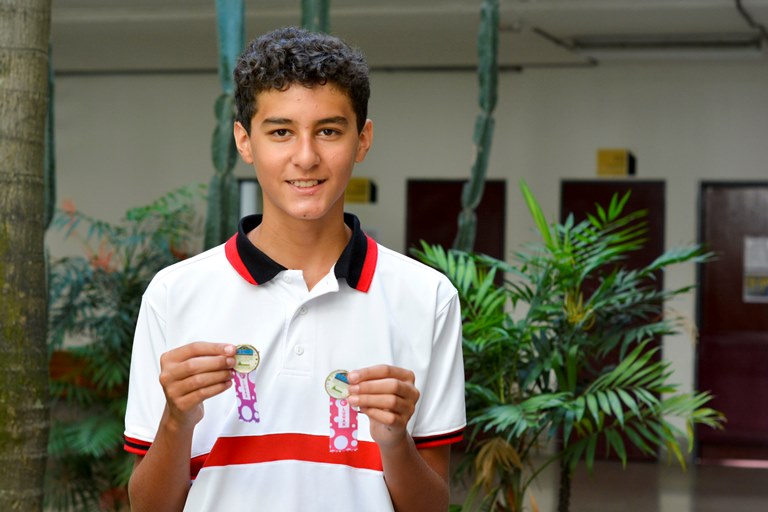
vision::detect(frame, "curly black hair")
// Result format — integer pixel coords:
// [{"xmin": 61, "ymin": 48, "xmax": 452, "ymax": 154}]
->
[{"xmin": 234, "ymin": 27, "xmax": 370, "ymax": 134}]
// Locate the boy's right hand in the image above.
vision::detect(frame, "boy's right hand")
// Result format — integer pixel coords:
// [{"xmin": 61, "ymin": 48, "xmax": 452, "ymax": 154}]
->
[{"xmin": 158, "ymin": 342, "xmax": 236, "ymax": 429}]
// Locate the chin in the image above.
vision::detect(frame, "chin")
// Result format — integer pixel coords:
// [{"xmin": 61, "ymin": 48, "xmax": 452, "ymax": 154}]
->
[{"xmin": 289, "ymin": 208, "xmax": 333, "ymax": 221}]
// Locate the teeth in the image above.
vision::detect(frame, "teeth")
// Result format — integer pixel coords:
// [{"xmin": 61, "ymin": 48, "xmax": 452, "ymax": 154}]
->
[{"xmin": 290, "ymin": 180, "xmax": 321, "ymax": 188}]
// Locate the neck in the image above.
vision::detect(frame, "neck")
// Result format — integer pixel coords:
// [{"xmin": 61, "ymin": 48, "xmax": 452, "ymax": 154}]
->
[{"xmin": 247, "ymin": 210, "xmax": 351, "ymax": 290}]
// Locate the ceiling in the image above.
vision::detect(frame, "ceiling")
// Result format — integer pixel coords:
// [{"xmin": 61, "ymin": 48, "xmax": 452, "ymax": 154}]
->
[{"xmin": 51, "ymin": 0, "xmax": 768, "ymax": 73}]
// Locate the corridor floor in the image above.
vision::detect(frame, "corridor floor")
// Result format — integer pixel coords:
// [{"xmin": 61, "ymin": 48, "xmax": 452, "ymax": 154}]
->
[{"xmin": 451, "ymin": 458, "xmax": 768, "ymax": 511}]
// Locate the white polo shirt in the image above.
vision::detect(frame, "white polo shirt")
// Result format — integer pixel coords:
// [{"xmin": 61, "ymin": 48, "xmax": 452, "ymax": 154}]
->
[{"xmin": 124, "ymin": 213, "xmax": 466, "ymax": 511}]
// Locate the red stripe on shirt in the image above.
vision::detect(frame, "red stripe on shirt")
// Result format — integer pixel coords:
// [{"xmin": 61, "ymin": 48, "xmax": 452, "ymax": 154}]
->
[
  {"xmin": 224, "ymin": 234, "xmax": 257, "ymax": 285},
  {"xmin": 413, "ymin": 428, "xmax": 465, "ymax": 449},
  {"xmin": 202, "ymin": 433, "xmax": 383, "ymax": 472},
  {"xmin": 356, "ymin": 236, "xmax": 378, "ymax": 292},
  {"xmin": 190, "ymin": 453, "xmax": 208, "ymax": 480},
  {"xmin": 124, "ymin": 436, "xmax": 151, "ymax": 455},
  {"xmin": 125, "ymin": 429, "xmax": 460, "ymax": 477},
  {"xmin": 123, "ymin": 437, "xmax": 209, "ymax": 481}
]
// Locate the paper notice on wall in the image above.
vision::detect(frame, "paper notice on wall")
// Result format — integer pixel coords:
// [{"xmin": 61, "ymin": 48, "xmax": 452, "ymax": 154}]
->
[{"xmin": 744, "ymin": 237, "xmax": 768, "ymax": 303}]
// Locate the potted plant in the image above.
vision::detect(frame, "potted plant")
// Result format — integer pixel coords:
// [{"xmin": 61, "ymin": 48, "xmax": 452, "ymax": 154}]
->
[
  {"xmin": 45, "ymin": 184, "xmax": 204, "ymax": 511},
  {"xmin": 415, "ymin": 181, "xmax": 724, "ymax": 512}
]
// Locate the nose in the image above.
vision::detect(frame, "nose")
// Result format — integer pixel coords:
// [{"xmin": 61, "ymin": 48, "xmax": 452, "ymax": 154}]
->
[{"xmin": 291, "ymin": 135, "xmax": 320, "ymax": 170}]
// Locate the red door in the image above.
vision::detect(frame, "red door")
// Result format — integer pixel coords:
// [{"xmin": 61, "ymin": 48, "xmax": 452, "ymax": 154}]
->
[{"xmin": 697, "ymin": 182, "xmax": 768, "ymax": 463}]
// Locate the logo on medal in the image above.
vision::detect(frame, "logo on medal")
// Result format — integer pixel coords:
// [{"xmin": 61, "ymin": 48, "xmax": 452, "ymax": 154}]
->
[
  {"xmin": 234, "ymin": 344, "xmax": 260, "ymax": 374},
  {"xmin": 325, "ymin": 370, "xmax": 350, "ymax": 399}
]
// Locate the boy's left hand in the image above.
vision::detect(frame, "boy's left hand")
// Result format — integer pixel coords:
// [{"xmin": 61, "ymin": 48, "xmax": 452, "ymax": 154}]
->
[{"xmin": 347, "ymin": 365, "xmax": 420, "ymax": 448}]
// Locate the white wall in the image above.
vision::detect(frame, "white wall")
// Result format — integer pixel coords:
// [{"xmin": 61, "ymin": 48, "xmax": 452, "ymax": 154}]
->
[{"xmin": 50, "ymin": 60, "xmax": 768, "ymax": 399}]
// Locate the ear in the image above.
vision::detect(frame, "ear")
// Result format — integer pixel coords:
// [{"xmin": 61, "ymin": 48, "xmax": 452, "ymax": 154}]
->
[
  {"xmin": 234, "ymin": 121, "xmax": 254, "ymax": 164},
  {"xmin": 354, "ymin": 119, "xmax": 373, "ymax": 163}
]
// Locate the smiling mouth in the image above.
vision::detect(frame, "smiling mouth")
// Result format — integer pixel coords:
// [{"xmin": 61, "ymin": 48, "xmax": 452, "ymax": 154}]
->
[{"xmin": 288, "ymin": 179, "xmax": 325, "ymax": 188}]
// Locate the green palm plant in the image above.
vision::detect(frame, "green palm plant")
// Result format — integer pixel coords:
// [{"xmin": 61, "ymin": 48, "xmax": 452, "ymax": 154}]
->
[
  {"xmin": 415, "ymin": 181, "xmax": 724, "ymax": 512},
  {"xmin": 45, "ymin": 185, "xmax": 204, "ymax": 511}
]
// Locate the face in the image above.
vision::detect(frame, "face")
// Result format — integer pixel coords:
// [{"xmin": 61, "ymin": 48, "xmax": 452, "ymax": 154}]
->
[{"xmin": 234, "ymin": 83, "xmax": 373, "ymax": 226}]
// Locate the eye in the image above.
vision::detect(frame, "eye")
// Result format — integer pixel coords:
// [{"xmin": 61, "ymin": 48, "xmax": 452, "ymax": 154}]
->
[
  {"xmin": 319, "ymin": 128, "xmax": 339, "ymax": 137},
  {"xmin": 272, "ymin": 129, "xmax": 290, "ymax": 137}
]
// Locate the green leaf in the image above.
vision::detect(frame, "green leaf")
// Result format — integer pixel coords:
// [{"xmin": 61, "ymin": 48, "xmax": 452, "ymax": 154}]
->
[
  {"xmin": 596, "ymin": 390, "xmax": 612, "ymax": 416},
  {"xmin": 605, "ymin": 428, "xmax": 627, "ymax": 466},
  {"xmin": 586, "ymin": 394, "xmax": 600, "ymax": 423},
  {"xmin": 635, "ymin": 388, "xmax": 661, "ymax": 409},
  {"xmin": 635, "ymin": 421, "xmax": 662, "ymax": 446},
  {"xmin": 520, "ymin": 180, "xmax": 556, "ymax": 249},
  {"xmin": 566, "ymin": 344, "xmax": 578, "ymax": 392},
  {"xmin": 616, "ymin": 388, "xmax": 640, "ymax": 418},
  {"xmin": 595, "ymin": 203, "xmax": 607, "ymax": 223},
  {"xmin": 623, "ymin": 424, "xmax": 655, "ymax": 456},
  {"xmin": 607, "ymin": 390, "xmax": 624, "ymax": 427},
  {"xmin": 573, "ymin": 396, "xmax": 587, "ymax": 422}
]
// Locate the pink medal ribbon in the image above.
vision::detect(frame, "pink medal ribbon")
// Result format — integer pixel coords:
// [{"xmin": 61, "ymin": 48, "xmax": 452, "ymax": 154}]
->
[
  {"xmin": 325, "ymin": 370, "xmax": 358, "ymax": 452},
  {"xmin": 232, "ymin": 345, "xmax": 260, "ymax": 423}
]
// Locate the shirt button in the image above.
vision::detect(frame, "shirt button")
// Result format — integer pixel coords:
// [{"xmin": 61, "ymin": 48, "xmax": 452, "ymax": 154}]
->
[
  {"xmin": 295, "ymin": 346, "xmax": 305, "ymax": 356},
  {"xmin": 282, "ymin": 274, "xmax": 292, "ymax": 283},
  {"xmin": 298, "ymin": 306, "xmax": 308, "ymax": 315}
]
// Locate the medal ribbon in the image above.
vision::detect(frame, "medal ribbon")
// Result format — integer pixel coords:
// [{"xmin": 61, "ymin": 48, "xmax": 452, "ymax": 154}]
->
[
  {"xmin": 329, "ymin": 397, "xmax": 358, "ymax": 452},
  {"xmin": 232, "ymin": 370, "xmax": 260, "ymax": 423}
]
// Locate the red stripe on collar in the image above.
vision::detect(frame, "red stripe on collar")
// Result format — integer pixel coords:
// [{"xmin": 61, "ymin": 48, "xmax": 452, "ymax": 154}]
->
[
  {"xmin": 355, "ymin": 235, "xmax": 378, "ymax": 292},
  {"xmin": 224, "ymin": 234, "xmax": 257, "ymax": 285}
]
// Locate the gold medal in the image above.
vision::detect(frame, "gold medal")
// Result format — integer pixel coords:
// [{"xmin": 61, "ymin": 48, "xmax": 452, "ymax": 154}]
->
[
  {"xmin": 234, "ymin": 344, "xmax": 260, "ymax": 374},
  {"xmin": 325, "ymin": 370, "xmax": 350, "ymax": 399}
]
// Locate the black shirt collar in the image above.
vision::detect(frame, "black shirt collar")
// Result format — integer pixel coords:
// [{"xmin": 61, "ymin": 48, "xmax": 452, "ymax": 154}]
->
[{"xmin": 224, "ymin": 213, "xmax": 378, "ymax": 292}]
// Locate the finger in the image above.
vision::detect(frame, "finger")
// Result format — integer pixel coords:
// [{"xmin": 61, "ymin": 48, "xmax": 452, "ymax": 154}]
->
[
  {"xmin": 162, "ymin": 368, "xmax": 234, "ymax": 399},
  {"xmin": 168, "ymin": 379, "xmax": 234, "ymax": 414},
  {"xmin": 348, "ymin": 365, "xmax": 415, "ymax": 385},
  {"xmin": 359, "ymin": 408, "xmax": 401, "ymax": 429},
  {"xmin": 162, "ymin": 352, "xmax": 236, "ymax": 381},
  {"xmin": 349, "ymin": 393, "xmax": 415, "ymax": 416},
  {"xmin": 349, "ymin": 378, "xmax": 420, "ymax": 403},
  {"xmin": 160, "ymin": 341, "xmax": 237, "ymax": 380},
  {"xmin": 166, "ymin": 342, "xmax": 236, "ymax": 361}
]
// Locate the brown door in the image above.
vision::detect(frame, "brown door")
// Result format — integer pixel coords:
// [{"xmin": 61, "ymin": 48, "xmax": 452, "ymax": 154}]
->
[
  {"xmin": 561, "ymin": 179, "xmax": 666, "ymax": 462},
  {"xmin": 697, "ymin": 182, "xmax": 768, "ymax": 463},
  {"xmin": 405, "ymin": 179, "xmax": 506, "ymax": 259}
]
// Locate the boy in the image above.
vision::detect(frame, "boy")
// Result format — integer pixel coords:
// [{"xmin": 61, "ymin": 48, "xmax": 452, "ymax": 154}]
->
[{"xmin": 124, "ymin": 27, "xmax": 465, "ymax": 511}]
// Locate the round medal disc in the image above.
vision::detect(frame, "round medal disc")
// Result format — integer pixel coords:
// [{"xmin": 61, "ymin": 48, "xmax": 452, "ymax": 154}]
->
[
  {"xmin": 325, "ymin": 370, "xmax": 350, "ymax": 399},
  {"xmin": 234, "ymin": 344, "xmax": 260, "ymax": 374}
]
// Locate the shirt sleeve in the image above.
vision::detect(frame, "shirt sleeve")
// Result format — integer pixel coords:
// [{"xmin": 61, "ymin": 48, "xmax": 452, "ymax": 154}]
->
[
  {"xmin": 411, "ymin": 288, "xmax": 466, "ymax": 448},
  {"xmin": 124, "ymin": 287, "xmax": 169, "ymax": 455}
]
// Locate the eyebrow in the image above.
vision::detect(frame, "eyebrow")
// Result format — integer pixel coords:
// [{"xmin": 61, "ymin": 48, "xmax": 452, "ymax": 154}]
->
[
  {"xmin": 261, "ymin": 116, "xmax": 349, "ymax": 127},
  {"xmin": 317, "ymin": 116, "xmax": 349, "ymax": 126},
  {"xmin": 261, "ymin": 118, "xmax": 292, "ymax": 126}
]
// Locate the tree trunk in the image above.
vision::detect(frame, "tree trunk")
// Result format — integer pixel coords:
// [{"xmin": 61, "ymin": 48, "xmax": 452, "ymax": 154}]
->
[
  {"xmin": 0, "ymin": 0, "xmax": 52, "ymax": 510},
  {"xmin": 557, "ymin": 456, "xmax": 572, "ymax": 512}
]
